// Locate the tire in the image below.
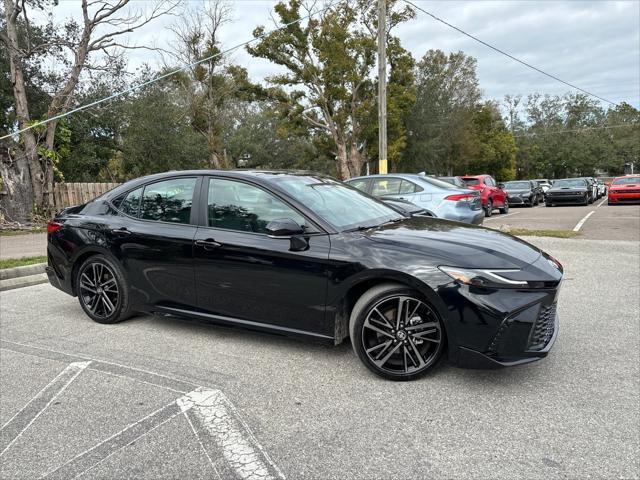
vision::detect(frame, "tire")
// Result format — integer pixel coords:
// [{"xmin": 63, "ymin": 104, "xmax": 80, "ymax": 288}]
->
[
  {"xmin": 546, "ymin": 202, "xmax": 553, "ymax": 207},
  {"xmin": 76, "ymin": 254, "xmax": 133, "ymax": 324},
  {"xmin": 582, "ymin": 197, "xmax": 589, "ymax": 206},
  {"xmin": 526, "ymin": 197, "xmax": 533, "ymax": 207},
  {"xmin": 484, "ymin": 199, "xmax": 493, "ymax": 217},
  {"xmin": 499, "ymin": 200, "xmax": 509, "ymax": 214},
  {"xmin": 349, "ymin": 283, "xmax": 445, "ymax": 381}
]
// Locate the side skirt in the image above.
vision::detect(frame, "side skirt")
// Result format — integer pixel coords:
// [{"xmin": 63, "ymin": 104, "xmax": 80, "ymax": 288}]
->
[{"xmin": 151, "ymin": 305, "xmax": 336, "ymax": 345}]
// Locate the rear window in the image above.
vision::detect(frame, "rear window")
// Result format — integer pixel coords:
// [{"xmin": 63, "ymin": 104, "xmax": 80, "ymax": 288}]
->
[
  {"xmin": 612, "ymin": 177, "xmax": 640, "ymax": 185},
  {"xmin": 461, "ymin": 178, "xmax": 480, "ymax": 186}
]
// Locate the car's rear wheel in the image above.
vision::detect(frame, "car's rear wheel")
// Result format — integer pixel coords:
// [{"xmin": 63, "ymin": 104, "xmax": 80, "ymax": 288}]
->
[
  {"xmin": 499, "ymin": 200, "xmax": 509, "ymax": 214},
  {"xmin": 484, "ymin": 199, "xmax": 493, "ymax": 217},
  {"xmin": 349, "ymin": 283, "xmax": 445, "ymax": 381},
  {"xmin": 76, "ymin": 255, "xmax": 132, "ymax": 324}
]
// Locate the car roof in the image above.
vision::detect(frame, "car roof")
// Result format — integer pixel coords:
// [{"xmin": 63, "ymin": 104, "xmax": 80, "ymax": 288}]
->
[{"xmin": 99, "ymin": 169, "xmax": 333, "ymax": 199}]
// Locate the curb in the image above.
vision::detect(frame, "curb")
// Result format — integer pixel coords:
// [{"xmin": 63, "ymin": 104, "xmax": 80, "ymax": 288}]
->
[
  {"xmin": 0, "ymin": 263, "xmax": 47, "ymax": 280},
  {"xmin": 0, "ymin": 272, "xmax": 49, "ymax": 292}
]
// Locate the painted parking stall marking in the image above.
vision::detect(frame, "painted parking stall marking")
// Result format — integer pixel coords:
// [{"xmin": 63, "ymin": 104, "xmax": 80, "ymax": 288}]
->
[
  {"xmin": 573, "ymin": 210, "xmax": 596, "ymax": 232},
  {"xmin": 0, "ymin": 360, "xmax": 91, "ymax": 456},
  {"xmin": 0, "ymin": 341, "xmax": 285, "ymax": 480},
  {"xmin": 179, "ymin": 388, "xmax": 285, "ymax": 480}
]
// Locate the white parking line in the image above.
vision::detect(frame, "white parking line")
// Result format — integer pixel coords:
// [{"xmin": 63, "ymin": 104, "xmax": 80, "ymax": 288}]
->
[
  {"xmin": 573, "ymin": 211, "xmax": 596, "ymax": 232},
  {"xmin": 597, "ymin": 198, "xmax": 607, "ymax": 208},
  {"xmin": 484, "ymin": 211, "xmax": 520, "ymax": 221},
  {"xmin": 0, "ymin": 361, "xmax": 91, "ymax": 456}
]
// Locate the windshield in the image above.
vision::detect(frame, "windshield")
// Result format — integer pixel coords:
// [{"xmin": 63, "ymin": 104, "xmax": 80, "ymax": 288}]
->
[
  {"xmin": 553, "ymin": 179, "xmax": 586, "ymax": 188},
  {"xmin": 504, "ymin": 181, "xmax": 531, "ymax": 189},
  {"xmin": 613, "ymin": 177, "xmax": 640, "ymax": 185},
  {"xmin": 273, "ymin": 176, "xmax": 402, "ymax": 231}
]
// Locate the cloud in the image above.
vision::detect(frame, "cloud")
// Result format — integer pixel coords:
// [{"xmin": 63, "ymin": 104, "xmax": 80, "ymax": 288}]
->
[{"xmin": 32, "ymin": 0, "xmax": 640, "ymax": 107}]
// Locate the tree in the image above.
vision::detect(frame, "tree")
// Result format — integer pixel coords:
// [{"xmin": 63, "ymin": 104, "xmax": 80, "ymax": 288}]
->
[
  {"xmin": 403, "ymin": 50, "xmax": 481, "ymax": 175},
  {"xmin": 1, "ymin": 0, "xmax": 176, "ymax": 221},
  {"xmin": 118, "ymin": 78, "xmax": 209, "ymax": 179},
  {"xmin": 247, "ymin": 0, "xmax": 414, "ymax": 179},
  {"xmin": 467, "ymin": 103, "xmax": 516, "ymax": 181}
]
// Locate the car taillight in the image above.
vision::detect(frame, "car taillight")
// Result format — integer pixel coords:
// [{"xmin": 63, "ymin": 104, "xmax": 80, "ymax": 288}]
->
[
  {"xmin": 47, "ymin": 221, "xmax": 63, "ymax": 233},
  {"xmin": 445, "ymin": 194, "xmax": 476, "ymax": 202}
]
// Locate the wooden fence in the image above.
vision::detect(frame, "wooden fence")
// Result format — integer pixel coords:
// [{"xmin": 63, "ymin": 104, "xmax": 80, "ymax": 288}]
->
[{"xmin": 53, "ymin": 182, "xmax": 121, "ymax": 211}]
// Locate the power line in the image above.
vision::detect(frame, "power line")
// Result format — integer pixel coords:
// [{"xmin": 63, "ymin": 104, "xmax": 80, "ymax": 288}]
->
[
  {"xmin": 514, "ymin": 123, "xmax": 637, "ymax": 138},
  {"xmin": 404, "ymin": 0, "xmax": 618, "ymax": 106},
  {"xmin": 1, "ymin": 1, "xmax": 337, "ymax": 142}
]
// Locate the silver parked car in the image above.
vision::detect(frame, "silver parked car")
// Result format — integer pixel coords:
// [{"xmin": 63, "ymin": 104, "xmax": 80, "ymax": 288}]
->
[{"xmin": 346, "ymin": 174, "xmax": 485, "ymax": 224}]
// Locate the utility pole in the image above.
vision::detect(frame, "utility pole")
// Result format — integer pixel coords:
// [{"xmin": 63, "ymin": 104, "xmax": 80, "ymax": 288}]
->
[{"xmin": 377, "ymin": 0, "xmax": 387, "ymax": 174}]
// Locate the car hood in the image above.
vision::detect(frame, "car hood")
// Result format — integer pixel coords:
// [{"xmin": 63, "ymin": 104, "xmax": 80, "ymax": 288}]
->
[
  {"xmin": 610, "ymin": 183, "xmax": 639, "ymax": 190},
  {"xmin": 362, "ymin": 217, "xmax": 542, "ymax": 269}
]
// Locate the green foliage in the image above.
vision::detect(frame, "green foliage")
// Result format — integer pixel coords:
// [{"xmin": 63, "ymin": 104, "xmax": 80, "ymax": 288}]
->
[
  {"xmin": 468, "ymin": 104, "xmax": 516, "ymax": 181},
  {"xmin": 508, "ymin": 94, "xmax": 639, "ymax": 178},
  {"xmin": 120, "ymin": 81, "xmax": 209, "ymax": 178},
  {"xmin": 247, "ymin": 0, "xmax": 415, "ymax": 178}
]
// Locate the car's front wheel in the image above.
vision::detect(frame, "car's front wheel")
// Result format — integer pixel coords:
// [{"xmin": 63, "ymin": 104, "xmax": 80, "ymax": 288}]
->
[
  {"xmin": 349, "ymin": 283, "xmax": 445, "ymax": 381},
  {"xmin": 76, "ymin": 255, "xmax": 132, "ymax": 324}
]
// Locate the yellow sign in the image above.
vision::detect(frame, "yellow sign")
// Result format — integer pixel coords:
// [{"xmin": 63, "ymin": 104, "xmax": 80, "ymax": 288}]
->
[{"xmin": 379, "ymin": 159, "xmax": 388, "ymax": 174}]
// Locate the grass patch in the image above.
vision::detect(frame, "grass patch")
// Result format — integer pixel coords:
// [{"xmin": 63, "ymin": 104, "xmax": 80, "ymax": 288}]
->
[
  {"xmin": 507, "ymin": 228, "xmax": 579, "ymax": 238},
  {"xmin": 0, "ymin": 228, "xmax": 47, "ymax": 236},
  {"xmin": 0, "ymin": 256, "xmax": 47, "ymax": 269}
]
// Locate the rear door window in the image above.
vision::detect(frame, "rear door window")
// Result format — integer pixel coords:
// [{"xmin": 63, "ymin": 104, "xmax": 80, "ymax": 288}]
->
[
  {"xmin": 140, "ymin": 178, "xmax": 197, "ymax": 224},
  {"xmin": 371, "ymin": 178, "xmax": 402, "ymax": 196}
]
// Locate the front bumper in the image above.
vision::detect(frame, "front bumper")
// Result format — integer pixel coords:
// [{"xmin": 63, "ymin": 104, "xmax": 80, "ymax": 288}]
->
[
  {"xmin": 456, "ymin": 311, "xmax": 559, "ymax": 368},
  {"xmin": 507, "ymin": 195, "xmax": 532, "ymax": 205},
  {"xmin": 546, "ymin": 193, "xmax": 587, "ymax": 205},
  {"xmin": 437, "ymin": 253, "xmax": 562, "ymax": 369},
  {"xmin": 608, "ymin": 192, "xmax": 640, "ymax": 203}
]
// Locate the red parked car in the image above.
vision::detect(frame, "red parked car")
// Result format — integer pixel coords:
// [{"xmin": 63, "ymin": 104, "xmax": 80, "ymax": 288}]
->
[
  {"xmin": 608, "ymin": 175, "xmax": 640, "ymax": 205},
  {"xmin": 460, "ymin": 174, "xmax": 509, "ymax": 217}
]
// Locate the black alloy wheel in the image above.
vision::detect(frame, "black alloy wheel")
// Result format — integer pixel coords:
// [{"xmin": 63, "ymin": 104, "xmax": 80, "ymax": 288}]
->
[
  {"xmin": 350, "ymin": 284, "xmax": 444, "ymax": 381},
  {"xmin": 77, "ymin": 255, "xmax": 131, "ymax": 324},
  {"xmin": 485, "ymin": 199, "xmax": 493, "ymax": 217}
]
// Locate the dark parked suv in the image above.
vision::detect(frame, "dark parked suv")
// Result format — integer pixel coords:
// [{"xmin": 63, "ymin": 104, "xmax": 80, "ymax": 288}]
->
[{"xmin": 46, "ymin": 170, "xmax": 563, "ymax": 381}]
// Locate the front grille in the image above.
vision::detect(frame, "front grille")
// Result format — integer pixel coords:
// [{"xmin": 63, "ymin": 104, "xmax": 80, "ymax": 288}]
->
[
  {"xmin": 612, "ymin": 189, "xmax": 640, "ymax": 194},
  {"xmin": 528, "ymin": 304, "xmax": 556, "ymax": 351}
]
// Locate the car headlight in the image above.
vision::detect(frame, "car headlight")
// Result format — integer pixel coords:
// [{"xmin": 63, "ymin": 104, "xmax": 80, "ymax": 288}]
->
[{"xmin": 438, "ymin": 266, "xmax": 527, "ymax": 287}]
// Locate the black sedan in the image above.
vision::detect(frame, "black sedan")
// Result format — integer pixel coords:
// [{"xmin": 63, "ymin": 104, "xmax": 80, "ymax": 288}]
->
[
  {"xmin": 501, "ymin": 180, "xmax": 543, "ymax": 207},
  {"xmin": 46, "ymin": 170, "xmax": 563, "ymax": 381},
  {"xmin": 546, "ymin": 178, "xmax": 591, "ymax": 206}
]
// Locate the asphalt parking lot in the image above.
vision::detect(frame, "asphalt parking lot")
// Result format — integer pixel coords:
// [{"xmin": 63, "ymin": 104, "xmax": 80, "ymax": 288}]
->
[
  {"xmin": 1, "ymin": 204, "xmax": 639, "ymax": 479},
  {"xmin": 484, "ymin": 198, "xmax": 640, "ymax": 242}
]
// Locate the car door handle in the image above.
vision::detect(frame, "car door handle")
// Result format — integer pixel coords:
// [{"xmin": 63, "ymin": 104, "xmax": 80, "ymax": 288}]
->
[
  {"xmin": 110, "ymin": 227, "xmax": 131, "ymax": 236},
  {"xmin": 195, "ymin": 238, "xmax": 221, "ymax": 250}
]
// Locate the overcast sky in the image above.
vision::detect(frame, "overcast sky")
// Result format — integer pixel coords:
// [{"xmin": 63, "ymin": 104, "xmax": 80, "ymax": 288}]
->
[{"xmin": 48, "ymin": 0, "xmax": 640, "ymax": 108}]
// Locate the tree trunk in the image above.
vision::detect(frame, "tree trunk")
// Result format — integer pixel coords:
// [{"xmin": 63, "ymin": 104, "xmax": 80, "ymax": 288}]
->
[
  {"xmin": 336, "ymin": 142, "xmax": 350, "ymax": 179},
  {"xmin": 348, "ymin": 145, "xmax": 365, "ymax": 178},
  {"xmin": 3, "ymin": 0, "xmax": 43, "ymax": 210},
  {"xmin": 0, "ymin": 145, "xmax": 34, "ymax": 223}
]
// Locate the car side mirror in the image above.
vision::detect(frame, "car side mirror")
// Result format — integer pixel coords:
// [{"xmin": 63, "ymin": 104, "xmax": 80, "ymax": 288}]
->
[
  {"xmin": 498, "ymin": 183, "xmax": 505, "ymax": 189},
  {"xmin": 266, "ymin": 218, "xmax": 304, "ymax": 237}
]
